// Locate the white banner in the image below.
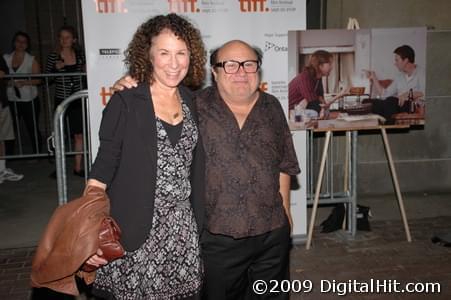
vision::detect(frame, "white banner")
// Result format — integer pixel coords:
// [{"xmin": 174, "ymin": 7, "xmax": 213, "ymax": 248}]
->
[{"xmin": 81, "ymin": 0, "xmax": 307, "ymax": 238}]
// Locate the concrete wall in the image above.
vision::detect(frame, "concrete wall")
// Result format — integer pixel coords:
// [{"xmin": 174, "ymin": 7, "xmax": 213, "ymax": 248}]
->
[
  {"xmin": 323, "ymin": 0, "xmax": 451, "ymax": 194},
  {"xmin": 326, "ymin": 0, "xmax": 451, "ymax": 30}
]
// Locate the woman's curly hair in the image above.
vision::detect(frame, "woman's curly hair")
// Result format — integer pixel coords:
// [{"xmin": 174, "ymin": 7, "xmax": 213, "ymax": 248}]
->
[{"xmin": 124, "ymin": 14, "xmax": 206, "ymax": 89}]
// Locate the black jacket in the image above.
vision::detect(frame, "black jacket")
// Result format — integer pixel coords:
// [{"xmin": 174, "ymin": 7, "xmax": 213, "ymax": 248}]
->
[{"xmin": 89, "ymin": 82, "xmax": 205, "ymax": 251}]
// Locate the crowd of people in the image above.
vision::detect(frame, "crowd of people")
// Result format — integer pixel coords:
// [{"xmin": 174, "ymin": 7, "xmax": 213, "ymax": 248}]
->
[{"xmin": 0, "ymin": 25, "xmax": 86, "ymax": 184}]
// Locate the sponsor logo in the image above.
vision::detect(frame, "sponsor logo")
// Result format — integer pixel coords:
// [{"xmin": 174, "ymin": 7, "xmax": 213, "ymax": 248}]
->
[
  {"xmin": 99, "ymin": 86, "xmax": 114, "ymax": 106},
  {"xmin": 264, "ymin": 41, "xmax": 287, "ymax": 52},
  {"xmin": 95, "ymin": 0, "xmax": 127, "ymax": 13},
  {"xmin": 168, "ymin": 0, "xmax": 199, "ymax": 13},
  {"xmin": 99, "ymin": 48, "xmax": 121, "ymax": 56},
  {"xmin": 239, "ymin": 0, "xmax": 269, "ymax": 12}
]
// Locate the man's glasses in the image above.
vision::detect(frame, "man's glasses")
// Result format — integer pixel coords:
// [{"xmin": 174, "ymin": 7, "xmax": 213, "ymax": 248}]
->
[{"xmin": 214, "ymin": 60, "xmax": 260, "ymax": 74}]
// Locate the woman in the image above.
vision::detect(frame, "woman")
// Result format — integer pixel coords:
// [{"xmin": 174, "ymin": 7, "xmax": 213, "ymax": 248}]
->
[
  {"xmin": 3, "ymin": 31, "xmax": 42, "ymax": 154},
  {"xmin": 0, "ymin": 55, "xmax": 23, "ymax": 183},
  {"xmin": 45, "ymin": 25, "xmax": 85, "ymax": 175},
  {"xmin": 85, "ymin": 14, "xmax": 206, "ymax": 300},
  {"xmin": 288, "ymin": 50, "xmax": 346, "ymax": 114}
]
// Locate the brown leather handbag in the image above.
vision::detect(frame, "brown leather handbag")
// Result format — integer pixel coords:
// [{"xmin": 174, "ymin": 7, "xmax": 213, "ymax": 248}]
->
[{"xmin": 81, "ymin": 216, "xmax": 125, "ymax": 272}]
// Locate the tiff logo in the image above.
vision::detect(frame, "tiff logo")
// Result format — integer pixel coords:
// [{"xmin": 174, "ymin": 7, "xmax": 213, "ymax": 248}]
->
[
  {"xmin": 168, "ymin": 0, "xmax": 199, "ymax": 13},
  {"xmin": 100, "ymin": 87, "xmax": 114, "ymax": 106},
  {"xmin": 95, "ymin": 0, "xmax": 127, "ymax": 14},
  {"xmin": 239, "ymin": 0, "xmax": 269, "ymax": 12}
]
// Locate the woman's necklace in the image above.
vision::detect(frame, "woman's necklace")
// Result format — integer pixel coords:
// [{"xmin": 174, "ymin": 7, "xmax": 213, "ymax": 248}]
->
[{"xmin": 173, "ymin": 90, "xmax": 182, "ymax": 119}]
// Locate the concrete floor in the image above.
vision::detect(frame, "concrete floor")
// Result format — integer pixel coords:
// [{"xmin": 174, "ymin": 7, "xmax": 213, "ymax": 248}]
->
[
  {"xmin": 0, "ymin": 158, "xmax": 85, "ymax": 249},
  {"xmin": 1, "ymin": 158, "xmax": 450, "ymax": 299}
]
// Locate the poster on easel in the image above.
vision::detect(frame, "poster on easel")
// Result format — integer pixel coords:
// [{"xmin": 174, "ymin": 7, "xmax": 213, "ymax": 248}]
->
[{"xmin": 288, "ymin": 27, "xmax": 427, "ymax": 130}]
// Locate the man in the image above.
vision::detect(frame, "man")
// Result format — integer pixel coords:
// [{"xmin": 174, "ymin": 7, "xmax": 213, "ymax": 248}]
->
[
  {"xmin": 114, "ymin": 40, "xmax": 300, "ymax": 299},
  {"xmin": 198, "ymin": 40, "xmax": 299, "ymax": 299},
  {"xmin": 0, "ymin": 55, "xmax": 24, "ymax": 184},
  {"xmin": 365, "ymin": 45, "xmax": 425, "ymax": 118}
]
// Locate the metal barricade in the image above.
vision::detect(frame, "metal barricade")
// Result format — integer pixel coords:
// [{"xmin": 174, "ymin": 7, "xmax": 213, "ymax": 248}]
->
[
  {"xmin": 52, "ymin": 90, "xmax": 90, "ymax": 205},
  {"xmin": 2, "ymin": 72, "xmax": 86, "ymax": 160}
]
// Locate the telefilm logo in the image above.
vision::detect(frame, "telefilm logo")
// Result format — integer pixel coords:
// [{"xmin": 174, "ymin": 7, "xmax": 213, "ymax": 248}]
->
[
  {"xmin": 168, "ymin": 0, "xmax": 199, "ymax": 13},
  {"xmin": 239, "ymin": 0, "xmax": 269, "ymax": 12},
  {"xmin": 264, "ymin": 41, "xmax": 287, "ymax": 52},
  {"xmin": 95, "ymin": 0, "xmax": 127, "ymax": 13},
  {"xmin": 99, "ymin": 48, "xmax": 121, "ymax": 56}
]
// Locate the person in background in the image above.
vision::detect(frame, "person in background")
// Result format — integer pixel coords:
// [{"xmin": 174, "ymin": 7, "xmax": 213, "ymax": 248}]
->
[
  {"xmin": 3, "ymin": 31, "xmax": 42, "ymax": 154},
  {"xmin": 0, "ymin": 55, "xmax": 24, "ymax": 184},
  {"xmin": 364, "ymin": 45, "xmax": 425, "ymax": 118},
  {"xmin": 85, "ymin": 14, "xmax": 206, "ymax": 299},
  {"xmin": 46, "ymin": 25, "xmax": 86, "ymax": 176},
  {"xmin": 288, "ymin": 50, "xmax": 347, "ymax": 116}
]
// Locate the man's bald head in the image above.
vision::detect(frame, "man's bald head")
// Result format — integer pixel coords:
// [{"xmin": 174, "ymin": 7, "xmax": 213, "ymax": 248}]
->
[
  {"xmin": 210, "ymin": 40, "xmax": 262, "ymax": 67},
  {"xmin": 210, "ymin": 40, "xmax": 262, "ymax": 103}
]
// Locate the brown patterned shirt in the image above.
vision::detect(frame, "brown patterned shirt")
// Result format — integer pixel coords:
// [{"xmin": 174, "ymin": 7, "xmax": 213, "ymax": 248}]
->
[{"xmin": 195, "ymin": 86, "xmax": 300, "ymax": 238}]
